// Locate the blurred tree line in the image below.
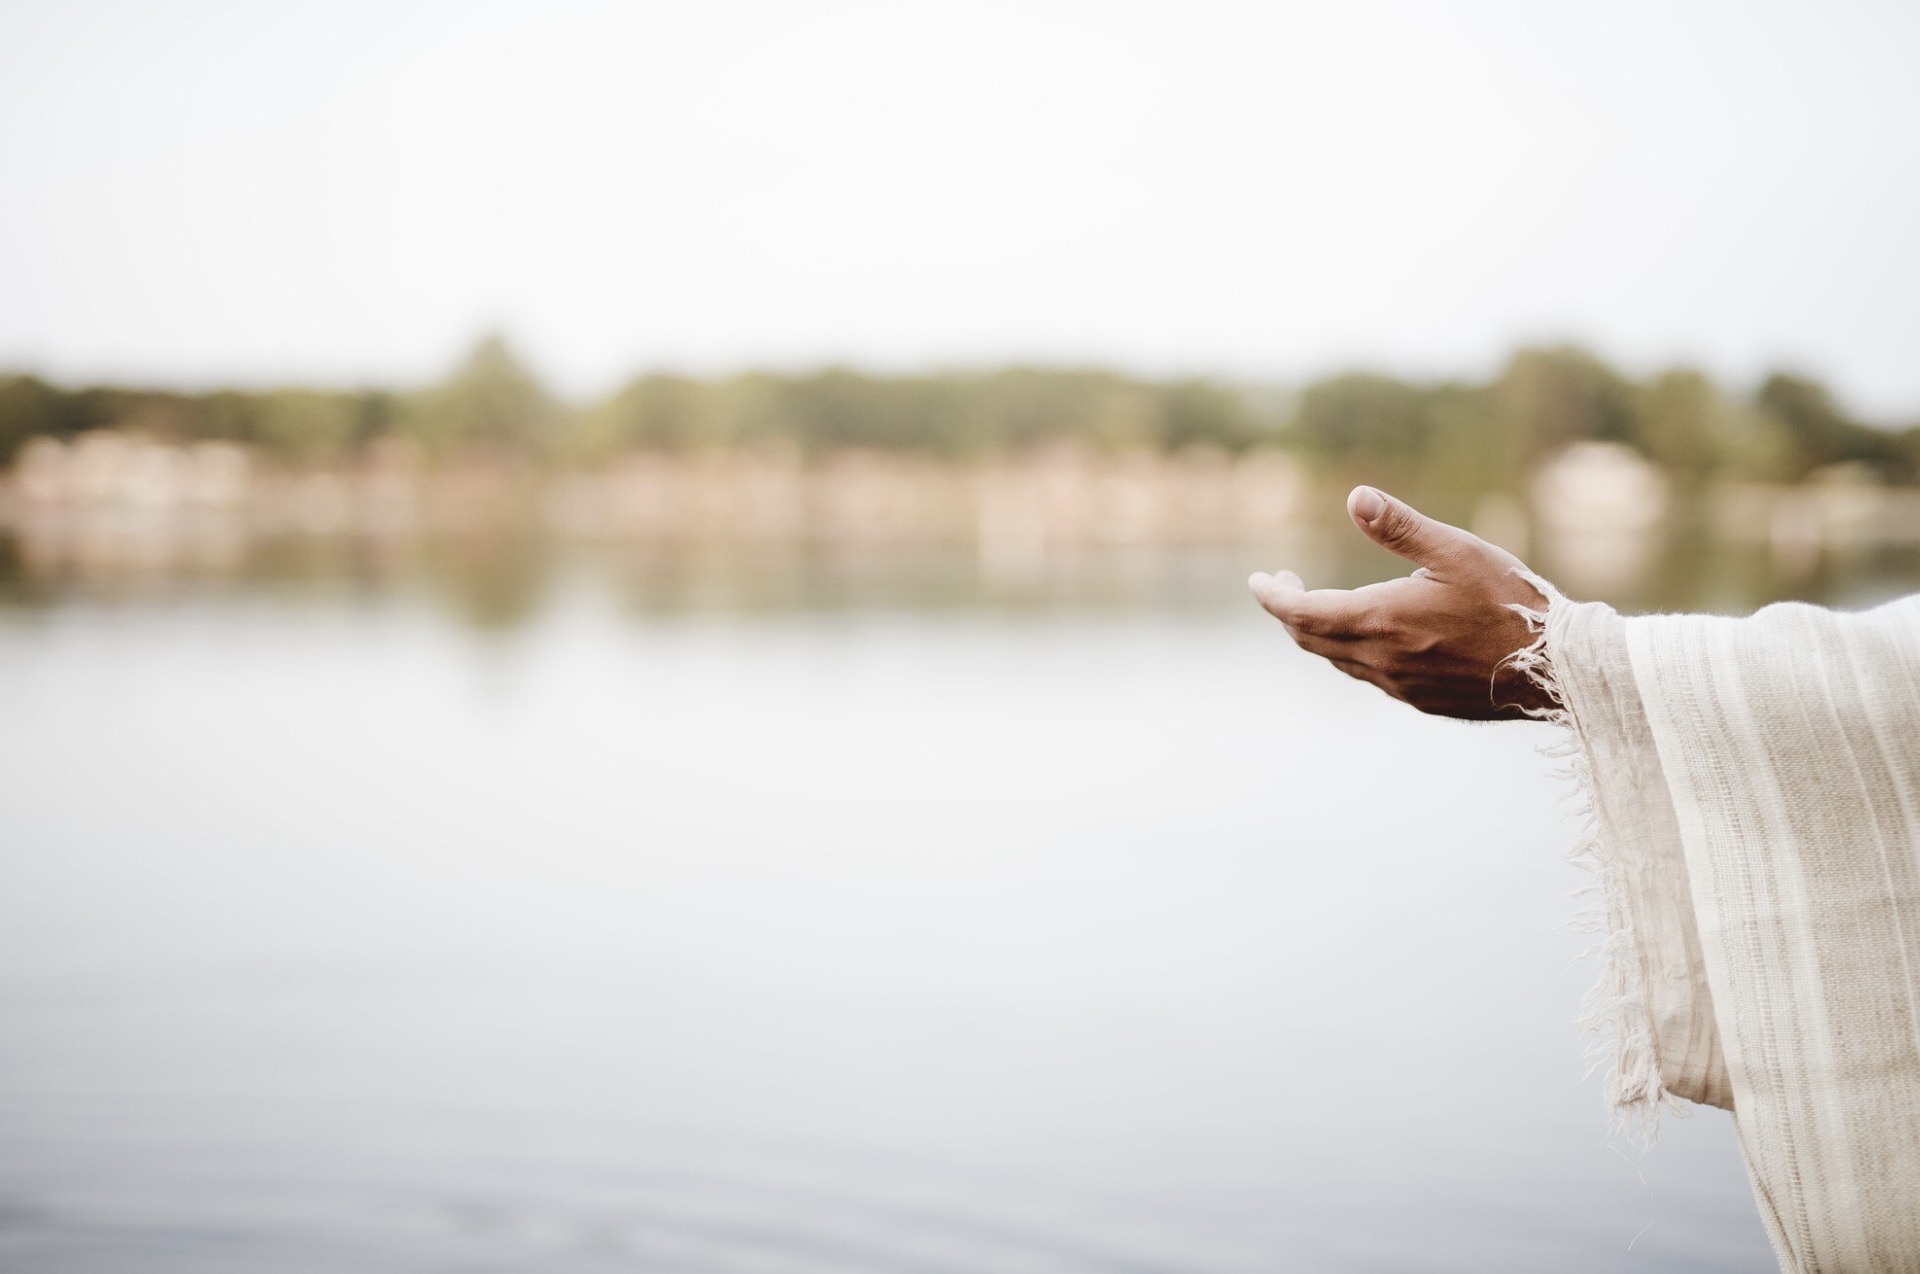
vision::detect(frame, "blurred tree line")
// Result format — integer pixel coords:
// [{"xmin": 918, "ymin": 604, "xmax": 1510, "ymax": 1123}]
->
[{"xmin": 4, "ymin": 336, "xmax": 1915, "ymax": 496}]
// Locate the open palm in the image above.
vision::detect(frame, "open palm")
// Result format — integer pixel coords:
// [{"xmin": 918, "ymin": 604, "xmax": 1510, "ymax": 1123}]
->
[{"xmin": 1249, "ymin": 486, "xmax": 1552, "ymax": 720}]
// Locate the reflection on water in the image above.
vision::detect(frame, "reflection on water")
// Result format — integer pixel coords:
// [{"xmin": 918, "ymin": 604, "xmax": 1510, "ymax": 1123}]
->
[
  {"xmin": 0, "ymin": 539, "xmax": 1837, "ymax": 1271},
  {"xmin": 8, "ymin": 517, "xmax": 1920, "ymax": 634}
]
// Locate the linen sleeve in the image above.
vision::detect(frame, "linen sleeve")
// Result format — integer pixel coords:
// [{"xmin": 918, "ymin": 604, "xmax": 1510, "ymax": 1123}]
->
[
  {"xmin": 1542, "ymin": 597, "xmax": 1731, "ymax": 1118},
  {"xmin": 1547, "ymin": 592, "xmax": 1920, "ymax": 1271}
]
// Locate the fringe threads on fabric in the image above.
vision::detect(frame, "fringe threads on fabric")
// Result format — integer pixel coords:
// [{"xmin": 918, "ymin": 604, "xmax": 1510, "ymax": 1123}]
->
[{"xmin": 1500, "ymin": 572, "xmax": 1685, "ymax": 1145}]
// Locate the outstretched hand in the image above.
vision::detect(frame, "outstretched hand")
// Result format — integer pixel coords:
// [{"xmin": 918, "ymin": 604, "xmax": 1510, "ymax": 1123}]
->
[{"xmin": 1248, "ymin": 486, "xmax": 1553, "ymax": 720}]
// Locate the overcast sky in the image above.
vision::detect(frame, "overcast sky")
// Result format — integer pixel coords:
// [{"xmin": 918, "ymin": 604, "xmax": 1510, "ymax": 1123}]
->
[{"xmin": 2, "ymin": 0, "xmax": 1917, "ymax": 417}]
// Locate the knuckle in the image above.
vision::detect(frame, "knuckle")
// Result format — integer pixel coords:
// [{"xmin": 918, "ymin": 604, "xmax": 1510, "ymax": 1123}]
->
[
  {"xmin": 1327, "ymin": 604, "xmax": 1375, "ymax": 639},
  {"xmin": 1283, "ymin": 624, "xmax": 1321, "ymax": 652},
  {"xmin": 1358, "ymin": 612, "xmax": 1400, "ymax": 642},
  {"xmin": 1263, "ymin": 598, "xmax": 1302, "ymax": 627},
  {"xmin": 1425, "ymin": 542, "xmax": 1473, "ymax": 574}
]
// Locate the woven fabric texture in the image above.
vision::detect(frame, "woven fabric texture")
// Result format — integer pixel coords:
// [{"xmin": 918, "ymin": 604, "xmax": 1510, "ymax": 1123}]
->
[{"xmin": 1549, "ymin": 595, "xmax": 1920, "ymax": 1271}]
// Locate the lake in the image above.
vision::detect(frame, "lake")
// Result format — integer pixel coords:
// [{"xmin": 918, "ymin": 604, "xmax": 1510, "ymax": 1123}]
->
[{"xmin": 0, "ymin": 542, "xmax": 1783, "ymax": 1271}]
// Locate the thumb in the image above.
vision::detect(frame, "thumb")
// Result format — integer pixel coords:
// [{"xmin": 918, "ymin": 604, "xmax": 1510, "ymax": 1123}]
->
[{"xmin": 1346, "ymin": 485, "xmax": 1479, "ymax": 570}]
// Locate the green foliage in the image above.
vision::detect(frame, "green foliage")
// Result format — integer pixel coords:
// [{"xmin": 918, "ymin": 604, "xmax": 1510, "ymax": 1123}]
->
[
  {"xmin": 1753, "ymin": 372, "xmax": 1900, "ymax": 480},
  {"xmin": 559, "ymin": 365, "xmax": 1262, "ymax": 460},
  {"xmin": 0, "ymin": 376, "xmax": 63, "ymax": 464},
  {"xmin": 2, "ymin": 338, "xmax": 1913, "ymax": 501},
  {"xmin": 1292, "ymin": 373, "xmax": 1432, "ymax": 460},
  {"xmin": 402, "ymin": 334, "xmax": 560, "ymax": 457},
  {"xmin": 1634, "ymin": 368, "xmax": 1721, "ymax": 489},
  {"xmin": 1496, "ymin": 347, "xmax": 1637, "ymax": 457},
  {"xmin": 252, "ymin": 391, "xmax": 363, "ymax": 460}
]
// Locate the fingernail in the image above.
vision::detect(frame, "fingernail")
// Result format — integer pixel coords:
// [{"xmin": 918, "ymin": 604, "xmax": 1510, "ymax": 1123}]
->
[{"xmin": 1352, "ymin": 486, "xmax": 1386, "ymax": 523}]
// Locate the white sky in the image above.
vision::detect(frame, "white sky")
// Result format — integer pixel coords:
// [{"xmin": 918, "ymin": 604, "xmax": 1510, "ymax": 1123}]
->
[{"xmin": 2, "ymin": 0, "xmax": 1918, "ymax": 418}]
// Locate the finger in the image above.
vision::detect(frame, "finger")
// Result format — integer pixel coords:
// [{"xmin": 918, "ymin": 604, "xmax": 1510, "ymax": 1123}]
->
[
  {"xmin": 1247, "ymin": 569, "xmax": 1306, "ymax": 620},
  {"xmin": 1247, "ymin": 568, "xmax": 1302, "ymax": 596},
  {"xmin": 1346, "ymin": 486, "xmax": 1485, "ymax": 572},
  {"xmin": 1290, "ymin": 629, "xmax": 1373, "ymax": 664},
  {"xmin": 1249, "ymin": 574, "xmax": 1372, "ymax": 638},
  {"xmin": 1329, "ymin": 656, "xmax": 1401, "ymax": 699},
  {"xmin": 1256, "ymin": 605, "xmax": 1349, "ymax": 660}
]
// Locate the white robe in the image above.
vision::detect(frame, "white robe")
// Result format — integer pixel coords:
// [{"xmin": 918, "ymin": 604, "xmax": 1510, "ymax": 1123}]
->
[{"xmin": 1540, "ymin": 591, "xmax": 1920, "ymax": 1271}]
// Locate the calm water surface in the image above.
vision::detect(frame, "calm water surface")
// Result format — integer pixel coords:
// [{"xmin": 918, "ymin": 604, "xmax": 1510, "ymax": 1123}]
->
[{"xmin": 0, "ymin": 547, "xmax": 1781, "ymax": 1271}]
